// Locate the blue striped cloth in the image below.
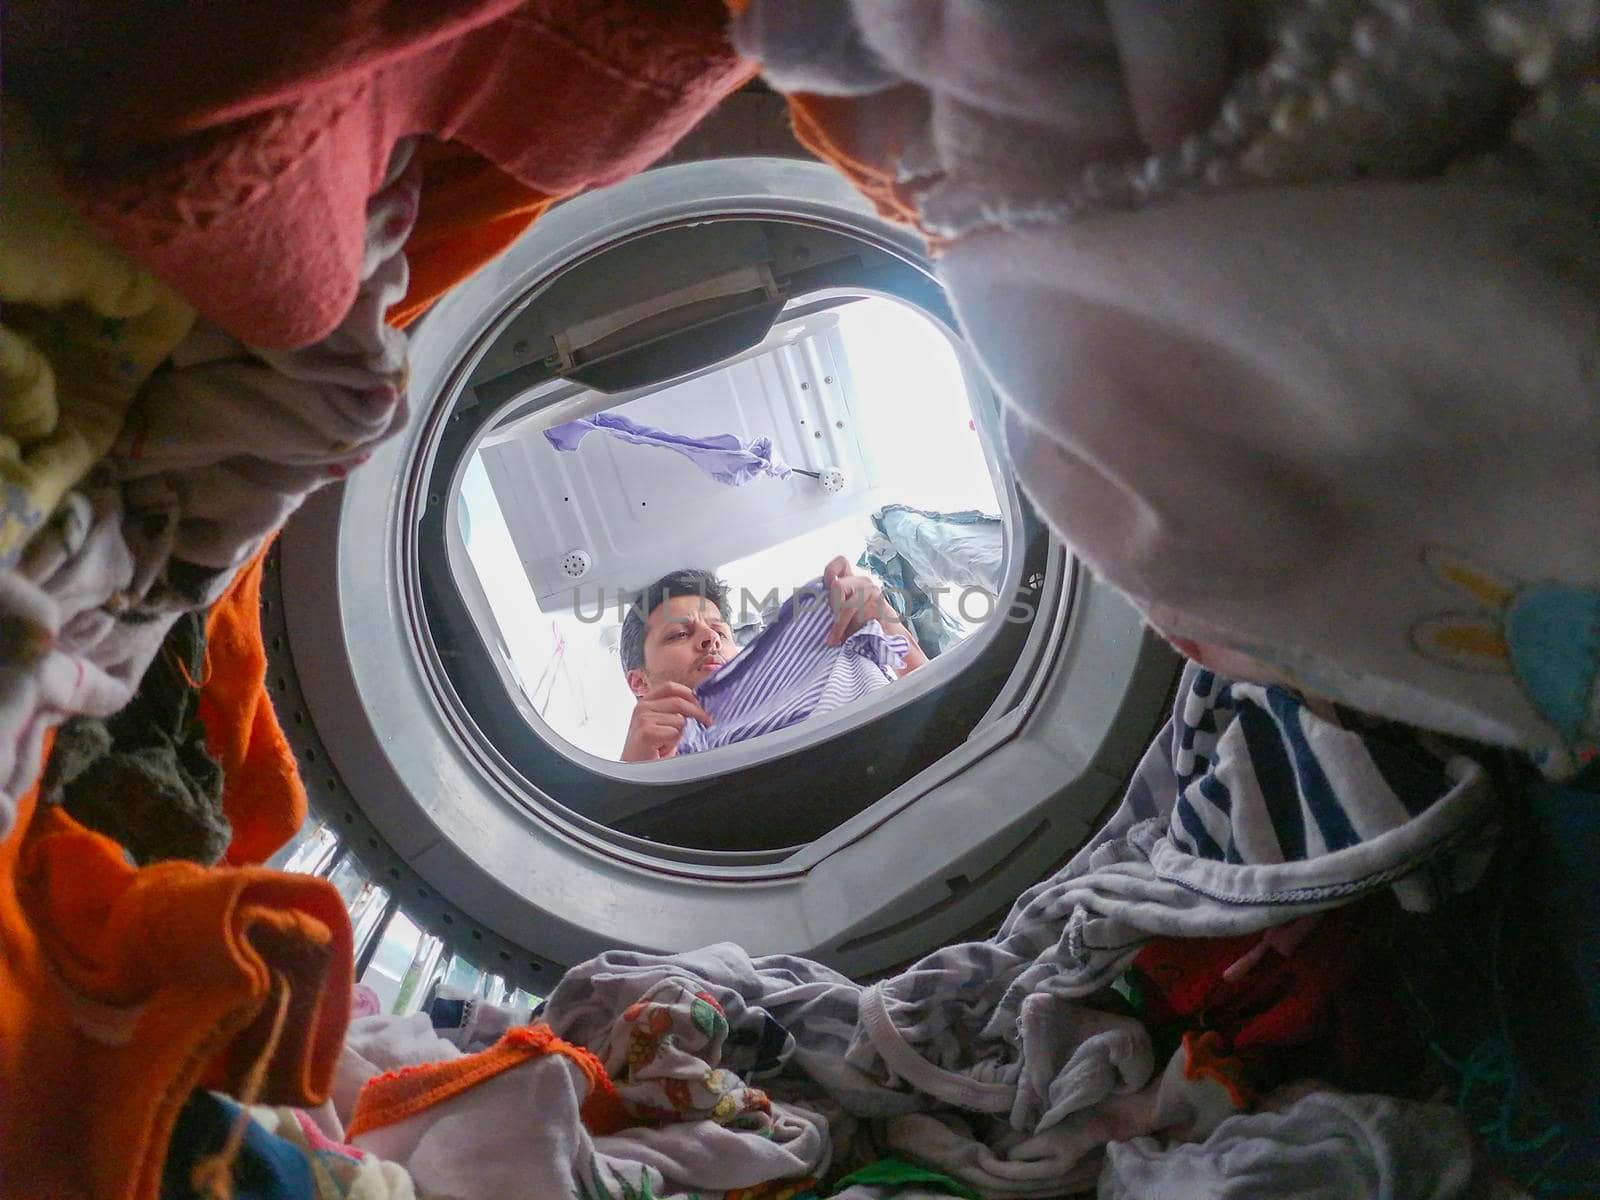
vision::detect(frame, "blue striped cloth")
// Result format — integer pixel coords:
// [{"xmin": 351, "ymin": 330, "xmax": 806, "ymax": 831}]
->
[
  {"xmin": 1169, "ymin": 668, "xmax": 1462, "ymax": 867},
  {"xmin": 677, "ymin": 578, "xmax": 908, "ymax": 756}
]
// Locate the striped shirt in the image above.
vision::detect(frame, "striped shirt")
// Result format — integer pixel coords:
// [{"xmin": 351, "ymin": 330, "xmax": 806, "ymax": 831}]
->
[
  {"xmin": 676, "ymin": 579, "xmax": 908, "ymax": 756},
  {"xmin": 1169, "ymin": 667, "xmax": 1464, "ymax": 867}
]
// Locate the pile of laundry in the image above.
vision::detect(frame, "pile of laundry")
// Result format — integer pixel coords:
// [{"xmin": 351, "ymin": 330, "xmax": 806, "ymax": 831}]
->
[
  {"xmin": 0, "ymin": 2, "xmax": 752, "ymax": 1196},
  {"xmin": 1, "ymin": 1, "xmax": 1597, "ymax": 1198},
  {"xmin": 109, "ymin": 663, "xmax": 1600, "ymax": 1198}
]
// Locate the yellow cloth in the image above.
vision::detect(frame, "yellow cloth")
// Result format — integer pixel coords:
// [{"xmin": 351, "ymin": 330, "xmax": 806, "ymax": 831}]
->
[{"xmin": 0, "ymin": 103, "xmax": 194, "ymax": 566}]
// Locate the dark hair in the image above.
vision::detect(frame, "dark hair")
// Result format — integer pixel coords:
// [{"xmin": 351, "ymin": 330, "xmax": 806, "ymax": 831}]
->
[{"xmin": 620, "ymin": 568, "xmax": 731, "ymax": 675}]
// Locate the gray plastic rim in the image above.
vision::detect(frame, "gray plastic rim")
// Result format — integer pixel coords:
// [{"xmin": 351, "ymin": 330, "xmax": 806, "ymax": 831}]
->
[{"xmin": 274, "ymin": 158, "xmax": 1180, "ymax": 989}]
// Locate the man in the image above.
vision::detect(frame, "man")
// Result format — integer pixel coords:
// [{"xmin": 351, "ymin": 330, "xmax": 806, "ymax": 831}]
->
[{"xmin": 618, "ymin": 556, "xmax": 928, "ymax": 761}]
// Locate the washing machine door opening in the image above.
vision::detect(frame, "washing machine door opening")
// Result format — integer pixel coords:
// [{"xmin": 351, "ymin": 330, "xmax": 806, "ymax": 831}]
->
[
  {"xmin": 409, "ymin": 201, "xmax": 1054, "ymax": 852},
  {"xmin": 272, "ymin": 159, "xmax": 1177, "ymax": 986}
]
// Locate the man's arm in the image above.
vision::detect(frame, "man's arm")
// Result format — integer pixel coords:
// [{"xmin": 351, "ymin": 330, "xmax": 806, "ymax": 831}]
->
[{"xmin": 822, "ymin": 556, "xmax": 929, "ymax": 675}]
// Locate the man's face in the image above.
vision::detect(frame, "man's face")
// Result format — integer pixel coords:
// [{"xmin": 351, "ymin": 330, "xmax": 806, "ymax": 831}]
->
[{"xmin": 628, "ymin": 594, "xmax": 734, "ymax": 695}]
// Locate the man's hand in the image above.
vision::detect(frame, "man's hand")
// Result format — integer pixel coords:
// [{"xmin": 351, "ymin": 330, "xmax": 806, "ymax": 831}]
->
[
  {"xmin": 823, "ymin": 555, "xmax": 897, "ymax": 646},
  {"xmin": 822, "ymin": 555, "xmax": 929, "ymax": 674},
  {"xmin": 620, "ymin": 682, "xmax": 713, "ymax": 762}
]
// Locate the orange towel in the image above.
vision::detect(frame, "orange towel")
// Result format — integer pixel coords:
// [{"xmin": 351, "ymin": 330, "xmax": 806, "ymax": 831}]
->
[
  {"xmin": 347, "ymin": 1023, "xmax": 629, "ymax": 1141},
  {"xmin": 386, "ymin": 140, "xmax": 561, "ymax": 330},
  {"xmin": 198, "ymin": 537, "xmax": 306, "ymax": 867},
  {"xmin": 0, "ymin": 740, "xmax": 352, "ymax": 1200}
]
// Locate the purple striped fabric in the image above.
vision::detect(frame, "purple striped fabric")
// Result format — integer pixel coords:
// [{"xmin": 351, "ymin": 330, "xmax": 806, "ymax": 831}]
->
[{"xmin": 676, "ymin": 578, "xmax": 908, "ymax": 756}]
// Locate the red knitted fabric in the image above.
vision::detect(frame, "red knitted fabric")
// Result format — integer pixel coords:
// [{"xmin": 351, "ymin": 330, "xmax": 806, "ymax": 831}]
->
[{"xmin": 8, "ymin": 0, "xmax": 754, "ymax": 349}]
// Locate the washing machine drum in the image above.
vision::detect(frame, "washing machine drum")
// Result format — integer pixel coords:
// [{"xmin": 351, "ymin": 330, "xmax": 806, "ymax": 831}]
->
[{"xmin": 267, "ymin": 157, "xmax": 1177, "ymax": 994}]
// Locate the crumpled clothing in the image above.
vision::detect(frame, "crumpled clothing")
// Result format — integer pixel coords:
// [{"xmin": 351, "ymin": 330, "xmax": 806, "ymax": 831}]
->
[
  {"xmin": 881, "ymin": 1033, "xmax": 1244, "ymax": 1199},
  {"xmin": 1128, "ymin": 903, "xmax": 1373, "ymax": 1062},
  {"xmin": 333, "ymin": 1013, "xmax": 465, "ymax": 1131},
  {"xmin": 0, "ymin": 483, "xmax": 170, "ymax": 845},
  {"xmin": 586, "ymin": 1113, "xmax": 827, "ymax": 1199},
  {"xmin": 873, "ymin": 505, "xmax": 1002, "ymax": 597},
  {"xmin": 834, "ymin": 664, "xmax": 1498, "ymax": 1122},
  {"xmin": 330, "ymin": 1009, "xmax": 811, "ymax": 1198},
  {"xmin": 43, "ymin": 608, "xmax": 229, "ymax": 866},
  {"xmin": 832, "ymin": 1157, "xmax": 980, "ymax": 1199},
  {"xmin": 247, "ymin": 1104, "xmax": 417, "ymax": 1200},
  {"xmin": 950, "ymin": 182, "xmax": 1600, "ymax": 779},
  {"xmin": 732, "ymin": 2, "xmax": 1586, "ymax": 236},
  {"xmin": 347, "ymin": 1024, "xmax": 629, "ymax": 1141},
  {"xmin": 1097, "ymin": 1088, "xmax": 1474, "ymax": 1200},
  {"xmin": 0, "ymin": 140, "xmax": 416, "ymax": 842},
  {"xmin": 0, "ymin": 758, "xmax": 352, "ymax": 1200},
  {"xmin": 541, "ymin": 659, "xmax": 1497, "ymax": 1130},
  {"xmin": 540, "ymin": 943, "xmax": 913, "ymax": 1120},
  {"xmin": 116, "ymin": 142, "xmax": 417, "ymax": 578},
  {"xmin": 857, "ymin": 985, "xmax": 1156, "ymax": 1134},
  {"xmin": 542, "ymin": 944, "xmax": 801, "ymax": 1087},
  {"xmin": 1023, "ymin": 806, "xmax": 1493, "ymax": 993},
  {"xmin": 342, "ymin": 1021, "xmax": 828, "ymax": 1200},
  {"xmin": 9, "ymin": 0, "xmax": 753, "ymax": 349},
  {"xmin": 731, "ymin": 0, "xmax": 1237, "ymax": 238},
  {"xmin": 1174, "ymin": 1032, "xmax": 1254, "ymax": 1113},
  {"xmin": 596, "ymin": 979, "xmax": 778, "ymax": 1130},
  {"xmin": 0, "ymin": 103, "xmax": 195, "ymax": 569},
  {"xmin": 543, "ymin": 938, "xmax": 1205, "ymax": 1149}
]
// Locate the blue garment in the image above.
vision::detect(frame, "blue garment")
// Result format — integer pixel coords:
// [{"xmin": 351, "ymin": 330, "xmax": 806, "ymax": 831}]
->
[
  {"xmin": 859, "ymin": 505, "xmax": 1004, "ymax": 659},
  {"xmin": 874, "ymin": 505, "xmax": 1003, "ymax": 595},
  {"xmin": 161, "ymin": 1091, "xmax": 312, "ymax": 1199},
  {"xmin": 543, "ymin": 412, "xmax": 793, "ymax": 486},
  {"xmin": 859, "ymin": 542, "xmax": 962, "ymax": 660},
  {"xmin": 677, "ymin": 577, "xmax": 907, "ymax": 755}
]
